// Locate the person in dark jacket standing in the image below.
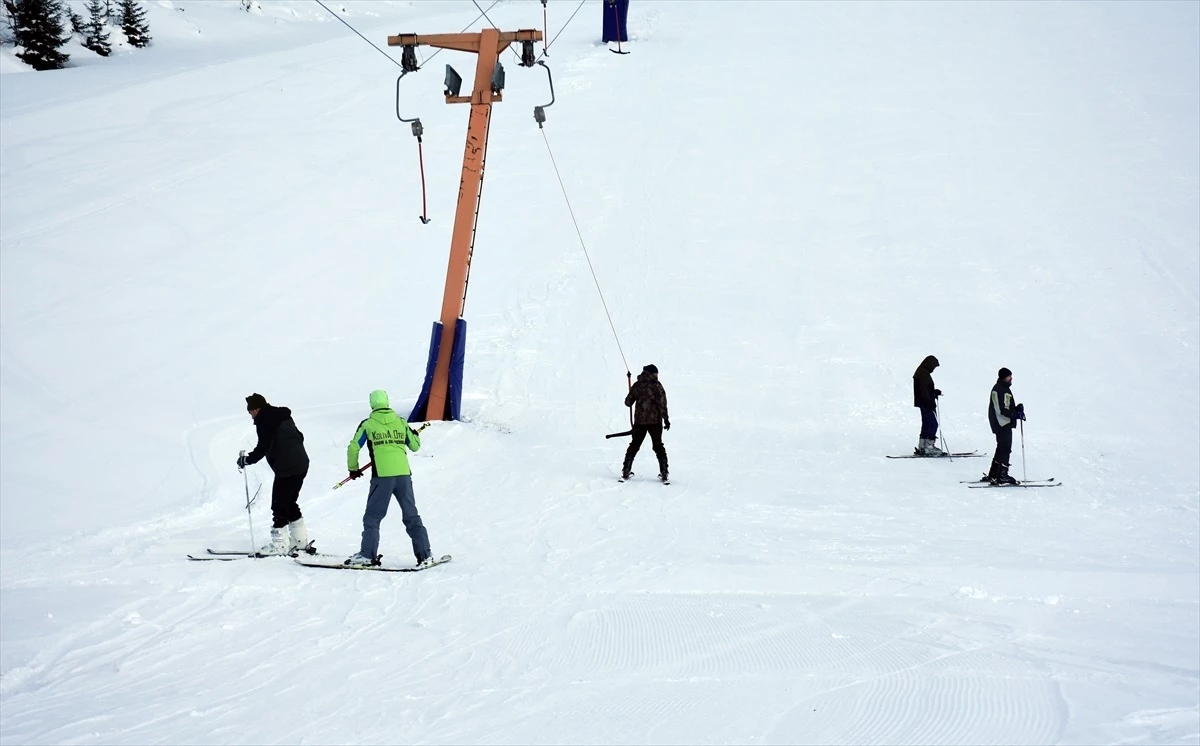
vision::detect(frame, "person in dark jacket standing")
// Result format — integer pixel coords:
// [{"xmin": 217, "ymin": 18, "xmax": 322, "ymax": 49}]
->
[
  {"xmin": 912, "ymin": 355, "xmax": 944, "ymax": 456},
  {"xmin": 986, "ymin": 368, "xmax": 1024, "ymax": 484},
  {"xmin": 622, "ymin": 364, "xmax": 671, "ymax": 482},
  {"xmin": 238, "ymin": 393, "xmax": 311, "ymax": 554}
]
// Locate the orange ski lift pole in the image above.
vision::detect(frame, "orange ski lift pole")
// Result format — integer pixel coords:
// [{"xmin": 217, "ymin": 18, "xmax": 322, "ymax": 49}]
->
[
  {"xmin": 533, "ymin": 60, "xmax": 555, "ymax": 128},
  {"xmin": 395, "ymin": 44, "xmax": 431, "ymax": 225}
]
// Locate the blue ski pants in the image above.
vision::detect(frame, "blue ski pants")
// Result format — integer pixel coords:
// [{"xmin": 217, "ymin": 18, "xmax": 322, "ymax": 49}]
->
[
  {"xmin": 919, "ymin": 406, "xmax": 938, "ymax": 439},
  {"xmin": 359, "ymin": 475, "xmax": 431, "ymax": 562}
]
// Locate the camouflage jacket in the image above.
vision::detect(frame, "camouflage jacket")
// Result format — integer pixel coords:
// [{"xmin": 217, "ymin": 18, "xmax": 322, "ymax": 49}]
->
[{"xmin": 625, "ymin": 371, "xmax": 670, "ymax": 426}]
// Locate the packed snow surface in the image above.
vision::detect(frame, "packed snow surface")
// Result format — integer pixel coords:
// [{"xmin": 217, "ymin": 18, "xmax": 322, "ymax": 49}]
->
[{"xmin": 1, "ymin": 1, "xmax": 1197, "ymax": 744}]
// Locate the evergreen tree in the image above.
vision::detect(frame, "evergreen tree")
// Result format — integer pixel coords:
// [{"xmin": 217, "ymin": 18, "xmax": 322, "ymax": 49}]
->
[
  {"xmin": 64, "ymin": 2, "xmax": 83, "ymax": 35},
  {"xmin": 3, "ymin": 0, "xmax": 70, "ymax": 70},
  {"xmin": 0, "ymin": 0, "xmax": 14, "ymax": 44},
  {"xmin": 82, "ymin": 0, "xmax": 110, "ymax": 56},
  {"xmin": 116, "ymin": 0, "xmax": 147, "ymax": 47}
]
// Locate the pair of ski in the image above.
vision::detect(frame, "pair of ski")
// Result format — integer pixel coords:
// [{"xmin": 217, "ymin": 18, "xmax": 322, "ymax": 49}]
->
[
  {"xmin": 886, "ymin": 451, "xmax": 984, "ymax": 459},
  {"xmin": 888, "ymin": 451, "xmax": 1063, "ymax": 487},
  {"xmin": 187, "ymin": 541, "xmax": 318, "ymax": 562},
  {"xmin": 963, "ymin": 477, "xmax": 1061, "ymax": 489},
  {"xmin": 297, "ymin": 554, "xmax": 453, "ymax": 573},
  {"xmin": 617, "ymin": 471, "xmax": 670, "ymax": 485},
  {"xmin": 189, "ymin": 545, "xmax": 452, "ymax": 572}
]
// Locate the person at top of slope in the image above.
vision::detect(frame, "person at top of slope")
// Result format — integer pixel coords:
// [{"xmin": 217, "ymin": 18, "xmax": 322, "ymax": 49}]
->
[
  {"xmin": 622, "ymin": 364, "xmax": 671, "ymax": 483},
  {"xmin": 912, "ymin": 355, "xmax": 944, "ymax": 456},
  {"xmin": 986, "ymin": 367, "xmax": 1024, "ymax": 485},
  {"xmin": 239, "ymin": 393, "xmax": 311, "ymax": 554},
  {"xmin": 344, "ymin": 389, "xmax": 436, "ymax": 568}
]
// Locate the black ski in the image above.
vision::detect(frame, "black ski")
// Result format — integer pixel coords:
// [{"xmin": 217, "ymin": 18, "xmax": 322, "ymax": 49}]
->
[
  {"xmin": 959, "ymin": 476, "xmax": 1057, "ymax": 484},
  {"xmin": 617, "ymin": 472, "xmax": 670, "ymax": 485},
  {"xmin": 295, "ymin": 554, "xmax": 453, "ymax": 573},
  {"xmin": 967, "ymin": 479, "xmax": 1061, "ymax": 489},
  {"xmin": 887, "ymin": 451, "xmax": 982, "ymax": 459}
]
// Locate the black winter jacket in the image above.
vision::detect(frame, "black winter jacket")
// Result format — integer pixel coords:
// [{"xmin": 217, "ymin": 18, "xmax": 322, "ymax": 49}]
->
[
  {"xmin": 246, "ymin": 405, "xmax": 310, "ymax": 476},
  {"xmin": 625, "ymin": 372, "xmax": 670, "ymax": 426},
  {"xmin": 913, "ymin": 355, "xmax": 940, "ymax": 409},
  {"xmin": 988, "ymin": 379, "xmax": 1017, "ymax": 434}
]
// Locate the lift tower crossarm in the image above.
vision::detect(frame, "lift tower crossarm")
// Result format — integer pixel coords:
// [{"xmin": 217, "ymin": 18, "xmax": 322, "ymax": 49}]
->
[{"xmin": 387, "ymin": 30, "xmax": 542, "ymax": 55}]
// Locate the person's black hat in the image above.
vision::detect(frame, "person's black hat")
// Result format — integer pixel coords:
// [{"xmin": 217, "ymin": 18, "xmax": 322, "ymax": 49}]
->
[
  {"xmin": 643, "ymin": 364, "xmax": 659, "ymax": 375},
  {"xmin": 998, "ymin": 367, "xmax": 1012, "ymax": 379},
  {"xmin": 246, "ymin": 392, "xmax": 268, "ymax": 411}
]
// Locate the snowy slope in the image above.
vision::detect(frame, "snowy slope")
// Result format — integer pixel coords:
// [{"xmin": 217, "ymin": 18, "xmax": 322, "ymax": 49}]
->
[{"xmin": 2, "ymin": 1, "xmax": 1198, "ymax": 744}]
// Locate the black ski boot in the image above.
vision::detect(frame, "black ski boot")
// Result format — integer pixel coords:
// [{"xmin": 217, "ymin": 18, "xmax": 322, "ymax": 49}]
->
[{"xmin": 997, "ymin": 464, "xmax": 1019, "ymax": 485}]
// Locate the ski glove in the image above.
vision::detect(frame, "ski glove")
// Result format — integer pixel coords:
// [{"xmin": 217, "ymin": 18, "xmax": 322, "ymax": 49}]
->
[
  {"xmin": 236, "ymin": 453, "xmax": 248, "ymax": 469},
  {"xmin": 349, "ymin": 469, "xmax": 363, "ymax": 480},
  {"xmin": 1014, "ymin": 403, "xmax": 1026, "ymax": 421},
  {"xmin": 934, "ymin": 389, "xmax": 942, "ymax": 397},
  {"xmin": 664, "ymin": 419, "xmax": 671, "ymax": 431}
]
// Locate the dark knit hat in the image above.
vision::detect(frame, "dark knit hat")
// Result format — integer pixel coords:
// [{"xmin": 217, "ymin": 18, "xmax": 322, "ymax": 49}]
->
[
  {"xmin": 997, "ymin": 367, "xmax": 1012, "ymax": 379},
  {"xmin": 246, "ymin": 393, "xmax": 268, "ymax": 411},
  {"xmin": 643, "ymin": 364, "xmax": 659, "ymax": 375}
]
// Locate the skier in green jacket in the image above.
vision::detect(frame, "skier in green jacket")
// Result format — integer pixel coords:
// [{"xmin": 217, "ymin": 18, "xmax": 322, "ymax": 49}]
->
[{"xmin": 344, "ymin": 389, "xmax": 434, "ymax": 567}]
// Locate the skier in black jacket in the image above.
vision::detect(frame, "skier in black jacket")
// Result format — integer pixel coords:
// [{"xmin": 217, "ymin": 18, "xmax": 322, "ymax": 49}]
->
[
  {"xmin": 622, "ymin": 364, "xmax": 670, "ymax": 482},
  {"xmin": 239, "ymin": 393, "xmax": 311, "ymax": 553},
  {"xmin": 987, "ymin": 368, "xmax": 1024, "ymax": 484},
  {"xmin": 912, "ymin": 355, "xmax": 944, "ymax": 456}
]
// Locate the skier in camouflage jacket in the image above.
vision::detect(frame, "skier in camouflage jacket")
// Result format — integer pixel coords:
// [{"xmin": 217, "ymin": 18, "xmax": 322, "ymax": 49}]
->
[{"xmin": 622, "ymin": 364, "xmax": 671, "ymax": 481}]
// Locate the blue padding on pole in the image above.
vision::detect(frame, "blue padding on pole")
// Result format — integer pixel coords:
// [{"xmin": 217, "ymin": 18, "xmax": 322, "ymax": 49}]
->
[
  {"xmin": 447, "ymin": 318, "xmax": 466, "ymax": 421},
  {"xmin": 602, "ymin": 0, "xmax": 629, "ymax": 43},
  {"xmin": 409, "ymin": 321, "xmax": 442, "ymax": 422}
]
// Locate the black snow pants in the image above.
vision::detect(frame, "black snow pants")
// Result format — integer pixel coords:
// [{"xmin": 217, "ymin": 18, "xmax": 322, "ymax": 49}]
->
[
  {"xmin": 989, "ymin": 428, "xmax": 1013, "ymax": 478},
  {"xmin": 270, "ymin": 471, "xmax": 306, "ymax": 528},
  {"xmin": 623, "ymin": 424, "xmax": 669, "ymax": 476}
]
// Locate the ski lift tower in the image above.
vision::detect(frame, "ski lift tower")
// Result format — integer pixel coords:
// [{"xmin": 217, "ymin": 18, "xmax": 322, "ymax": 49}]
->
[{"xmin": 390, "ymin": 27, "xmax": 545, "ymax": 422}]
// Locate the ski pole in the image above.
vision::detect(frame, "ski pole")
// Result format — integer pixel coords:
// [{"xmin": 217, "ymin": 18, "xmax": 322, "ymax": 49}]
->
[
  {"xmin": 626, "ymin": 371, "xmax": 633, "ymax": 428},
  {"xmin": 333, "ymin": 461, "xmax": 371, "ymax": 490},
  {"xmin": 334, "ymin": 423, "xmax": 432, "ymax": 488},
  {"xmin": 1020, "ymin": 420, "xmax": 1026, "ymax": 482},
  {"xmin": 239, "ymin": 450, "xmax": 255, "ymax": 552},
  {"xmin": 937, "ymin": 400, "xmax": 952, "ymax": 462}
]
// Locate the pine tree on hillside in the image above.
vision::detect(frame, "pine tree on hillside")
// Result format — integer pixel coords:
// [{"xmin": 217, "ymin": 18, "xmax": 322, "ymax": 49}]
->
[
  {"xmin": 116, "ymin": 0, "xmax": 147, "ymax": 47},
  {"xmin": 82, "ymin": 0, "xmax": 110, "ymax": 56},
  {"xmin": 0, "ymin": 0, "xmax": 15, "ymax": 44},
  {"xmin": 64, "ymin": 2, "xmax": 83, "ymax": 35},
  {"xmin": 3, "ymin": 0, "xmax": 71, "ymax": 70}
]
